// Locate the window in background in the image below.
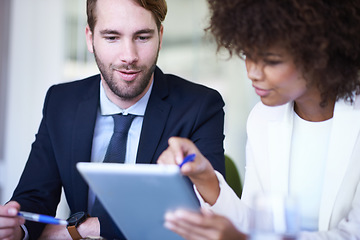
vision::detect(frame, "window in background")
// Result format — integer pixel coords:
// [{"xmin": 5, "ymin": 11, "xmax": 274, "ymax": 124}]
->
[
  {"xmin": 64, "ymin": 0, "xmax": 97, "ymax": 81},
  {"xmin": 0, "ymin": 0, "xmax": 11, "ymax": 201},
  {"xmin": 0, "ymin": 0, "xmax": 11, "ymax": 160}
]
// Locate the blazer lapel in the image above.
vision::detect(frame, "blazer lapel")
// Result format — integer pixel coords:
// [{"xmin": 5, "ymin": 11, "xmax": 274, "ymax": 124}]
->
[
  {"xmin": 268, "ymin": 102, "xmax": 294, "ymax": 195},
  {"xmin": 136, "ymin": 67, "xmax": 171, "ymax": 164},
  {"xmin": 318, "ymin": 98, "xmax": 360, "ymax": 230},
  {"xmin": 70, "ymin": 78, "xmax": 100, "ymax": 210}
]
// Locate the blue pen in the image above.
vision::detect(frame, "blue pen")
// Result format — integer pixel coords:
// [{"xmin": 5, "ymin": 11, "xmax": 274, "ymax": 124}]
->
[
  {"xmin": 179, "ymin": 153, "xmax": 196, "ymax": 168},
  {"xmin": 18, "ymin": 211, "xmax": 68, "ymax": 225}
]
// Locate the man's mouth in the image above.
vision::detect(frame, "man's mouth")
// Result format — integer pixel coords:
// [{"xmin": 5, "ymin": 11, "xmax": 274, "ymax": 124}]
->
[{"xmin": 115, "ymin": 69, "xmax": 141, "ymax": 81}]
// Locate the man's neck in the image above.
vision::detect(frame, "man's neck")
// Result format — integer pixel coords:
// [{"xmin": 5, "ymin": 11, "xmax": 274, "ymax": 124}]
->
[{"xmin": 101, "ymin": 77, "xmax": 153, "ymax": 110}]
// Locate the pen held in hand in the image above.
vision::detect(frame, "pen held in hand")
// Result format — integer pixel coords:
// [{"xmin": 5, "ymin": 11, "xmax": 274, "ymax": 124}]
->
[
  {"xmin": 18, "ymin": 211, "xmax": 68, "ymax": 225},
  {"xmin": 178, "ymin": 153, "xmax": 196, "ymax": 168}
]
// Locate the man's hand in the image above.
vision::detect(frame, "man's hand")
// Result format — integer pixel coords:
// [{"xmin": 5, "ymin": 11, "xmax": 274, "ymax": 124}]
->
[{"xmin": 0, "ymin": 201, "xmax": 25, "ymax": 240}]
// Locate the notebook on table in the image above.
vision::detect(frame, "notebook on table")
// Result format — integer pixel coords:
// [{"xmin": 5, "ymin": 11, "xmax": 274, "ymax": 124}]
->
[{"xmin": 77, "ymin": 162, "xmax": 200, "ymax": 240}]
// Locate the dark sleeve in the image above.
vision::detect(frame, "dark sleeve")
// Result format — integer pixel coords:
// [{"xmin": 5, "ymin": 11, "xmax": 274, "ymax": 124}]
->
[
  {"xmin": 11, "ymin": 86, "xmax": 62, "ymax": 240},
  {"xmin": 189, "ymin": 88, "xmax": 225, "ymax": 176}
]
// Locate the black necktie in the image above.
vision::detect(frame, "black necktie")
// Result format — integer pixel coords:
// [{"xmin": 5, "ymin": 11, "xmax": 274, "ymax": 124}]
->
[
  {"xmin": 104, "ymin": 114, "xmax": 136, "ymax": 163},
  {"xmin": 90, "ymin": 114, "xmax": 135, "ymax": 239}
]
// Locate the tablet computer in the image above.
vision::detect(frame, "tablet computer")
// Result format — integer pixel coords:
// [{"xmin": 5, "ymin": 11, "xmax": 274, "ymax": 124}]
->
[{"xmin": 76, "ymin": 162, "xmax": 200, "ymax": 240}]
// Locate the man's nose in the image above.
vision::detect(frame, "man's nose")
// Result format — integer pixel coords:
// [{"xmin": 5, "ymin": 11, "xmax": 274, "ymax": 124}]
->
[{"xmin": 120, "ymin": 40, "xmax": 139, "ymax": 65}]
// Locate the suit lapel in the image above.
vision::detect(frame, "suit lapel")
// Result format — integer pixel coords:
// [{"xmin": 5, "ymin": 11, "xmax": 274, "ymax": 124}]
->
[
  {"xmin": 268, "ymin": 102, "xmax": 294, "ymax": 195},
  {"xmin": 136, "ymin": 67, "xmax": 171, "ymax": 164},
  {"xmin": 71, "ymin": 77, "xmax": 100, "ymax": 210},
  {"xmin": 318, "ymin": 98, "xmax": 360, "ymax": 230}
]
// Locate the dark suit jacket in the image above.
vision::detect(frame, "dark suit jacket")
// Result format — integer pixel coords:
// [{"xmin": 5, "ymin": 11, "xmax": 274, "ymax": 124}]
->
[{"xmin": 11, "ymin": 67, "xmax": 225, "ymax": 239}]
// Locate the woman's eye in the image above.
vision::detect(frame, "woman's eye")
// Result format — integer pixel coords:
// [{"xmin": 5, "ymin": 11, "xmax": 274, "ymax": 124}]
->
[{"xmin": 264, "ymin": 59, "xmax": 282, "ymax": 65}]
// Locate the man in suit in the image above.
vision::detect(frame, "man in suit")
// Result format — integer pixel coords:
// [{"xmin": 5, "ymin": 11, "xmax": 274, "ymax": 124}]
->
[{"xmin": 0, "ymin": 0, "xmax": 225, "ymax": 239}]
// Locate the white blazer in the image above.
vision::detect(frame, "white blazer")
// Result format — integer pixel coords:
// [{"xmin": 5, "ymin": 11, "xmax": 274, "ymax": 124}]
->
[{"xmin": 202, "ymin": 95, "xmax": 360, "ymax": 239}]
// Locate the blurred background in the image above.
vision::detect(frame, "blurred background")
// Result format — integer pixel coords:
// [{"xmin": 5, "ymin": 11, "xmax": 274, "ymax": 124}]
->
[{"xmin": 0, "ymin": 0, "xmax": 258, "ymax": 216}]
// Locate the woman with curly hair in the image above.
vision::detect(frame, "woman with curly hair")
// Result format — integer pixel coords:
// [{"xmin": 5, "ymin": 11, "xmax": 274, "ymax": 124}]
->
[{"xmin": 158, "ymin": 0, "xmax": 360, "ymax": 239}]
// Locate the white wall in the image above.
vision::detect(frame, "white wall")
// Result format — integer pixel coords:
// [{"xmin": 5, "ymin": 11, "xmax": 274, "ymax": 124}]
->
[
  {"xmin": 0, "ymin": 0, "xmax": 11, "ymax": 193},
  {"xmin": 1, "ymin": 0, "xmax": 65, "ymax": 204}
]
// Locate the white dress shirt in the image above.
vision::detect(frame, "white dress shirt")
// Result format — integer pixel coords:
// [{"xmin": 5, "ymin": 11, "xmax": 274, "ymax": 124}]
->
[
  {"xmin": 90, "ymin": 80, "xmax": 152, "ymax": 164},
  {"xmin": 88, "ymin": 80, "xmax": 152, "ymax": 211}
]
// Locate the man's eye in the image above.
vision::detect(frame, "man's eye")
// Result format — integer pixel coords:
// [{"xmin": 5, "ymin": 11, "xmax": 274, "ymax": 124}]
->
[
  {"xmin": 137, "ymin": 36, "xmax": 151, "ymax": 41},
  {"xmin": 105, "ymin": 36, "xmax": 118, "ymax": 41}
]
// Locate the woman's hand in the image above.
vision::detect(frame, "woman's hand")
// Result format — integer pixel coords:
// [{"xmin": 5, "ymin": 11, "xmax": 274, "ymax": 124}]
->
[
  {"xmin": 157, "ymin": 137, "xmax": 220, "ymax": 205},
  {"xmin": 164, "ymin": 208, "xmax": 247, "ymax": 240},
  {"xmin": 158, "ymin": 137, "xmax": 210, "ymax": 177}
]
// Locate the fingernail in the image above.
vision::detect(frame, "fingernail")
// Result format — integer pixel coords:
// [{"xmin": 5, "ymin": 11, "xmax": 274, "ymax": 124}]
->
[
  {"xmin": 164, "ymin": 221, "xmax": 174, "ymax": 230},
  {"xmin": 176, "ymin": 156, "xmax": 182, "ymax": 165},
  {"xmin": 174, "ymin": 209, "xmax": 185, "ymax": 217},
  {"xmin": 8, "ymin": 208, "xmax": 17, "ymax": 215},
  {"xmin": 165, "ymin": 211, "xmax": 174, "ymax": 220}
]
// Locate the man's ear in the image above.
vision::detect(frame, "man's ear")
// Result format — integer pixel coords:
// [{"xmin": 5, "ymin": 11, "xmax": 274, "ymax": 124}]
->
[
  {"xmin": 85, "ymin": 25, "xmax": 94, "ymax": 53},
  {"xmin": 159, "ymin": 24, "xmax": 164, "ymax": 50}
]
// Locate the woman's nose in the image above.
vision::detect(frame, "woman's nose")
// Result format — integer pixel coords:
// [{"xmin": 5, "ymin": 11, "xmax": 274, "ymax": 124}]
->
[{"xmin": 246, "ymin": 59, "xmax": 263, "ymax": 81}]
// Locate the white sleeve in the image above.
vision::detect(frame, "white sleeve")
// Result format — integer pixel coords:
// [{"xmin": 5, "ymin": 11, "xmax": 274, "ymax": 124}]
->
[
  {"xmin": 20, "ymin": 224, "xmax": 29, "ymax": 240},
  {"xmin": 194, "ymin": 171, "xmax": 252, "ymax": 233}
]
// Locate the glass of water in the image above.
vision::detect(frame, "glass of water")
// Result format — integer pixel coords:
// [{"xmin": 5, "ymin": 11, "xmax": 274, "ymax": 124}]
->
[{"xmin": 249, "ymin": 194, "xmax": 300, "ymax": 240}]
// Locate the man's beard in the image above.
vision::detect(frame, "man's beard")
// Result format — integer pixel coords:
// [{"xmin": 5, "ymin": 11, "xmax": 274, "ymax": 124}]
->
[{"xmin": 93, "ymin": 46, "xmax": 159, "ymax": 101}]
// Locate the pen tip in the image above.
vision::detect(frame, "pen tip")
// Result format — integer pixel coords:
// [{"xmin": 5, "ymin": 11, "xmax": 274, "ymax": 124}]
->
[{"xmin": 60, "ymin": 220, "xmax": 69, "ymax": 225}]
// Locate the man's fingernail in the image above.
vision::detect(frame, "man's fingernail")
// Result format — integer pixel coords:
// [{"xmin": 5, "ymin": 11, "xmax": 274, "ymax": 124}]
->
[{"xmin": 8, "ymin": 208, "xmax": 17, "ymax": 215}]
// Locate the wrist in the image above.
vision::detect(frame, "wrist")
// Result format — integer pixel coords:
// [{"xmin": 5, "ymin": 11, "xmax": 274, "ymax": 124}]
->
[
  {"xmin": 77, "ymin": 217, "xmax": 101, "ymax": 238},
  {"xmin": 66, "ymin": 212, "xmax": 89, "ymax": 240},
  {"xmin": 192, "ymin": 168, "xmax": 220, "ymax": 205}
]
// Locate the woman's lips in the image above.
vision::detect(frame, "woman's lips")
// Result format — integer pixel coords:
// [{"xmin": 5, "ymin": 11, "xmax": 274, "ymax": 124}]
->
[{"xmin": 253, "ymin": 86, "xmax": 271, "ymax": 97}]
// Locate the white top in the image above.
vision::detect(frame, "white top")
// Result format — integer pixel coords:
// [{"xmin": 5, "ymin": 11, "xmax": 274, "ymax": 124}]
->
[
  {"xmin": 289, "ymin": 113, "xmax": 333, "ymax": 231},
  {"xmin": 195, "ymin": 98, "xmax": 360, "ymax": 239}
]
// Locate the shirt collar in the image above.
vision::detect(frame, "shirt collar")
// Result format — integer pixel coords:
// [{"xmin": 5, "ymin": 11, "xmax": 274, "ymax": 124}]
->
[{"xmin": 99, "ymin": 80, "xmax": 153, "ymax": 117}]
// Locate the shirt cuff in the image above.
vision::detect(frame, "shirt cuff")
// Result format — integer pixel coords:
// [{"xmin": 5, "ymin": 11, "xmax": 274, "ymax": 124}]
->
[
  {"xmin": 193, "ymin": 170, "xmax": 227, "ymax": 210},
  {"xmin": 20, "ymin": 224, "xmax": 29, "ymax": 240}
]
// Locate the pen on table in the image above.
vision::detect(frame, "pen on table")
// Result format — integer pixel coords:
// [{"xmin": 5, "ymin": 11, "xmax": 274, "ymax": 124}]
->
[
  {"xmin": 179, "ymin": 153, "xmax": 196, "ymax": 168},
  {"xmin": 18, "ymin": 211, "xmax": 68, "ymax": 225}
]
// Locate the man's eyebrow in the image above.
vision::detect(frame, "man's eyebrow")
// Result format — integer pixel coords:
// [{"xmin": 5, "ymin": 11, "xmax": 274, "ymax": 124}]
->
[
  {"xmin": 99, "ymin": 29, "xmax": 120, "ymax": 35},
  {"xmin": 99, "ymin": 29, "xmax": 156, "ymax": 35},
  {"xmin": 135, "ymin": 29, "xmax": 155, "ymax": 35}
]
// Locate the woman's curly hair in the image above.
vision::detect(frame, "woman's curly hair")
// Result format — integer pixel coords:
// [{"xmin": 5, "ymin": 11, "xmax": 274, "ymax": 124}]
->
[{"xmin": 206, "ymin": 0, "xmax": 360, "ymax": 105}]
